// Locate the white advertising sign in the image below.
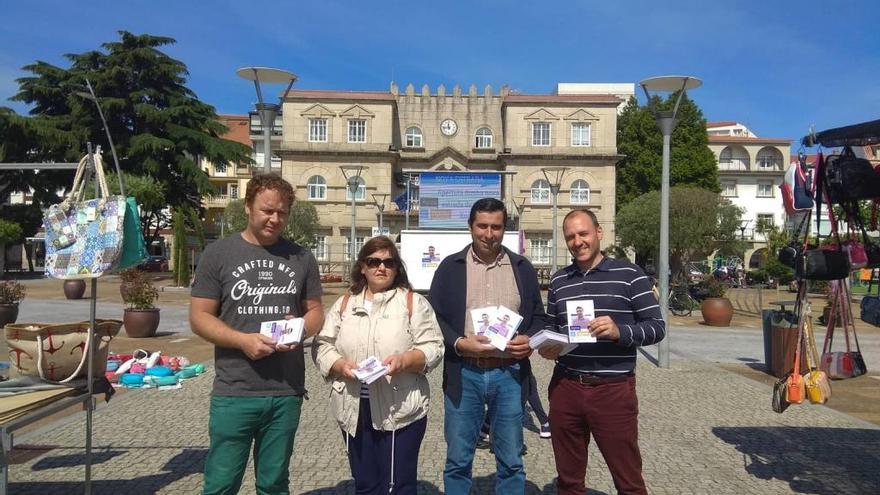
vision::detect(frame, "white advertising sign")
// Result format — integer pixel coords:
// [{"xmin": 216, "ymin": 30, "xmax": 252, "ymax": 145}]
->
[{"xmin": 400, "ymin": 230, "xmax": 521, "ymax": 291}]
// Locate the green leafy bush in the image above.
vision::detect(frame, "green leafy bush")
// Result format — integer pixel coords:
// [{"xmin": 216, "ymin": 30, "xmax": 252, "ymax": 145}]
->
[{"xmin": 120, "ymin": 268, "xmax": 158, "ymax": 310}]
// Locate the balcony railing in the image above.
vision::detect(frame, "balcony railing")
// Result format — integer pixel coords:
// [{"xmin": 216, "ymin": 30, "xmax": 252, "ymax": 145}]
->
[
  {"xmin": 756, "ymin": 158, "xmax": 783, "ymax": 171},
  {"xmin": 204, "ymin": 195, "xmax": 231, "ymax": 208},
  {"xmin": 719, "ymin": 159, "xmax": 750, "ymax": 171}
]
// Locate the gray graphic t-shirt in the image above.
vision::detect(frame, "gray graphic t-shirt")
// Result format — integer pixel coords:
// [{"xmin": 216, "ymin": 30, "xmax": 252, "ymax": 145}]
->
[{"xmin": 191, "ymin": 233, "xmax": 322, "ymax": 396}]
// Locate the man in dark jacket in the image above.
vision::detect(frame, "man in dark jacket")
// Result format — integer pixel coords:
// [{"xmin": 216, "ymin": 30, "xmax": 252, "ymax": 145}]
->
[{"xmin": 428, "ymin": 198, "xmax": 547, "ymax": 495}]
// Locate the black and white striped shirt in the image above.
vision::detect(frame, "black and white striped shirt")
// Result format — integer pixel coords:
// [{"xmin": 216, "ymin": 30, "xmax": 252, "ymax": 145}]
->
[{"xmin": 547, "ymin": 256, "xmax": 665, "ymax": 376}]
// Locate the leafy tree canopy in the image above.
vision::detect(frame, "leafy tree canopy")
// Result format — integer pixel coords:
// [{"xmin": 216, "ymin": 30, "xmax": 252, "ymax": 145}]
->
[
  {"xmin": 223, "ymin": 199, "xmax": 319, "ymax": 248},
  {"xmin": 615, "ymin": 187, "xmax": 744, "ymax": 278},
  {"xmin": 4, "ymin": 31, "xmax": 252, "ymax": 242},
  {"xmin": 616, "ymin": 94, "xmax": 720, "ymax": 210}
]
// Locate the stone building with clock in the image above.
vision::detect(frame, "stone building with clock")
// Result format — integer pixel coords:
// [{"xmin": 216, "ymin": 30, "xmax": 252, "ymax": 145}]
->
[{"xmin": 272, "ymin": 82, "xmax": 627, "ymax": 271}]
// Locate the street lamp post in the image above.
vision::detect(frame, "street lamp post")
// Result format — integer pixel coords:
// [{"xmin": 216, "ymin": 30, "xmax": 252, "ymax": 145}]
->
[
  {"xmin": 341, "ymin": 165, "xmax": 368, "ymax": 274},
  {"xmin": 372, "ymin": 193, "xmax": 388, "ymax": 234},
  {"xmin": 236, "ymin": 67, "xmax": 297, "ymax": 175},
  {"xmin": 541, "ymin": 167, "xmax": 569, "ymax": 276},
  {"xmin": 640, "ymin": 75, "xmax": 702, "ymax": 369}
]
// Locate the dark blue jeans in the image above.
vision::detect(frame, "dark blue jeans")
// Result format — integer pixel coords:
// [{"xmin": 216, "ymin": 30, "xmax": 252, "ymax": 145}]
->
[
  {"xmin": 344, "ymin": 398, "xmax": 427, "ymax": 495},
  {"xmin": 444, "ymin": 363, "xmax": 525, "ymax": 494}
]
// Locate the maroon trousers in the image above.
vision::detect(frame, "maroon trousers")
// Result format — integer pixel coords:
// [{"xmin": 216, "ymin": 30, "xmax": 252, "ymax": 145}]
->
[{"xmin": 548, "ymin": 373, "xmax": 647, "ymax": 495}]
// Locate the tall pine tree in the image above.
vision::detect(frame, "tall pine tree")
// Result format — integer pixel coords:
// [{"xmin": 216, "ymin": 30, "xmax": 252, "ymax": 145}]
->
[{"xmin": 6, "ymin": 31, "xmax": 252, "ymax": 245}]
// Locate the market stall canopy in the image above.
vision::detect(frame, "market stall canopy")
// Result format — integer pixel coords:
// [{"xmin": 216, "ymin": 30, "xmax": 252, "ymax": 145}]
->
[{"xmin": 802, "ymin": 118, "xmax": 880, "ymax": 148}]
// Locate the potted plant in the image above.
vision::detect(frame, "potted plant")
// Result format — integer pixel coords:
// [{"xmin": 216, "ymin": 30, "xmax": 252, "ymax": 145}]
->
[
  {"xmin": 120, "ymin": 268, "xmax": 160, "ymax": 338},
  {"xmin": 700, "ymin": 277, "xmax": 733, "ymax": 326},
  {"xmin": 63, "ymin": 279, "xmax": 87, "ymax": 299},
  {"xmin": 0, "ymin": 280, "xmax": 26, "ymax": 328}
]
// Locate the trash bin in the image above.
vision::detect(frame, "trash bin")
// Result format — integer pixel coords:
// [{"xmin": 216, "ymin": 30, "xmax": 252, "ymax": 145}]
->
[{"xmin": 762, "ymin": 309, "xmax": 801, "ymax": 378}]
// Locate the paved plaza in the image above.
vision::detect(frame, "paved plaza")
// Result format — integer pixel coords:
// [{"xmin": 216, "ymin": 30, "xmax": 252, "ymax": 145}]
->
[{"xmin": 7, "ymin": 339, "xmax": 880, "ymax": 494}]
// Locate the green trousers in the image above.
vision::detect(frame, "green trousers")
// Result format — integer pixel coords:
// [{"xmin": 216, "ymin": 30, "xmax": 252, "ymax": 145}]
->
[{"xmin": 203, "ymin": 395, "xmax": 303, "ymax": 495}]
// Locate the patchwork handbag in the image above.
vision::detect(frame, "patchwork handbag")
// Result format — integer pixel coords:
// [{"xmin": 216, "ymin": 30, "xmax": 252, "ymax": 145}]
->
[
  {"xmin": 4, "ymin": 320, "xmax": 122, "ymax": 383},
  {"xmin": 44, "ymin": 153, "xmax": 127, "ymax": 279},
  {"xmin": 772, "ymin": 375, "xmax": 791, "ymax": 413}
]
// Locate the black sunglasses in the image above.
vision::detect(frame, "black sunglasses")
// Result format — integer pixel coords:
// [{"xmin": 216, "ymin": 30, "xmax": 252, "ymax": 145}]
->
[{"xmin": 364, "ymin": 257, "xmax": 397, "ymax": 269}]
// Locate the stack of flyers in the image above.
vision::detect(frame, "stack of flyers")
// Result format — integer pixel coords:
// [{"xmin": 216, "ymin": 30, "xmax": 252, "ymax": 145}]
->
[
  {"xmin": 259, "ymin": 318, "xmax": 305, "ymax": 346},
  {"xmin": 352, "ymin": 356, "xmax": 390, "ymax": 384},
  {"xmin": 529, "ymin": 329, "xmax": 578, "ymax": 355},
  {"xmin": 470, "ymin": 307, "xmax": 496, "ymax": 337},
  {"xmin": 566, "ymin": 300, "xmax": 597, "ymax": 343}
]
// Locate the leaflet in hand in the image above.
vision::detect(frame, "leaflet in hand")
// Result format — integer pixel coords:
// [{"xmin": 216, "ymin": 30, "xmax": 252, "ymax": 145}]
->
[
  {"xmin": 259, "ymin": 318, "xmax": 305, "ymax": 346},
  {"xmin": 529, "ymin": 329, "xmax": 578, "ymax": 356},
  {"xmin": 485, "ymin": 305, "xmax": 523, "ymax": 351},
  {"xmin": 471, "ymin": 307, "xmax": 496, "ymax": 337},
  {"xmin": 352, "ymin": 356, "xmax": 389, "ymax": 384},
  {"xmin": 566, "ymin": 300, "xmax": 597, "ymax": 343}
]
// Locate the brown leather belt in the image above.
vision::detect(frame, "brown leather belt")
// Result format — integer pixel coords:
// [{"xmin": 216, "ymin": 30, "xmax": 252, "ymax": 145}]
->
[
  {"xmin": 462, "ymin": 356, "xmax": 518, "ymax": 369},
  {"xmin": 561, "ymin": 369, "xmax": 633, "ymax": 386}
]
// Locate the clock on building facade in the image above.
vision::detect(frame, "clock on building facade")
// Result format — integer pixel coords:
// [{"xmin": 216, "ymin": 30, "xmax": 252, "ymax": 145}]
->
[{"xmin": 440, "ymin": 119, "xmax": 458, "ymax": 136}]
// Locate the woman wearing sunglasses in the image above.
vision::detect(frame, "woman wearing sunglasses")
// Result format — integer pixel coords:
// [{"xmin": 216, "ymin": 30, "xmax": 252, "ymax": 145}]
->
[{"xmin": 313, "ymin": 236, "xmax": 443, "ymax": 494}]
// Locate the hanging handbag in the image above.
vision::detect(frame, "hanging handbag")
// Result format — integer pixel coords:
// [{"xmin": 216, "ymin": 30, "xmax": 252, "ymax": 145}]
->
[
  {"xmin": 772, "ymin": 374, "xmax": 791, "ymax": 413},
  {"xmin": 861, "ymin": 293, "xmax": 880, "ymax": 327},
  {"xmin": 116, "ymin": 192, "xmax": 148, "ymax": 270},
  {"xmin": 785, "ymin": 305, "xmax": 806, "ymax": 404},
  {"xmin": 820, "ymin": 280, "xmax": 867, "ymax": 379},
  {"xmin": 780, "ymin": 156, "xmax": 814, "ymax": 214},
  {"xmin": 800, "ymin": 248, "xmax": 850, "ymax": 280},
  {"xmin": 44, "ymin": 153, "xmax": 127, "ymax": 279},
  {"xmin": 801, "ymin": 303, "xmax": 831, "ymax": 404},
  {"xmin": 4, "ymin": 320, "xmax": 122, "ymax": 383},
  {"xmin": 825, "ymin": 147, "xmax": 880, "ymax": 203}
]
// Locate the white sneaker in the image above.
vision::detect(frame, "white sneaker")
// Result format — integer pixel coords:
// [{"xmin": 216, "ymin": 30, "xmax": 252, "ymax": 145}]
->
[{"xmin": 539, "ymin": 423, "xmax": 551, "ymax": 438}]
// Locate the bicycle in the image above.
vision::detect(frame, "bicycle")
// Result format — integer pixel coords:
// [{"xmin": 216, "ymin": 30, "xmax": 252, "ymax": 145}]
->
[{"xmin": 668, "ymin": 284, "xmax": 697, "ymax": 317}]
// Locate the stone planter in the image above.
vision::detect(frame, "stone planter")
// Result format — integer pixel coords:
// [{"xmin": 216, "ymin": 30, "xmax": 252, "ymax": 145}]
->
[
  {"xmin": 123, "ymin": 308, "xmax": 161, "ymax": 338},
  {"xmin": 63, "ymin": 279, "xmax": 87, "ymax": 299},
  {"xmin": 700, "ymin": 297, "xmax": 733, "ymax": 327},
  {"xmin": 0, "ymin": 303, "xmax": 19, "ymax": 329}
]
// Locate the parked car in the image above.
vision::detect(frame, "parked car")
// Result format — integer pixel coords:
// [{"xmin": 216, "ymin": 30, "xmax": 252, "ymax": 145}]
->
[{"xmin": 138, "ymin": 255, "xmax": 169, "ymax": 272}]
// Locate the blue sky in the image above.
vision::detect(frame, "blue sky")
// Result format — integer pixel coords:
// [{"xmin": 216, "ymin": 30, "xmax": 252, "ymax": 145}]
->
[{"xmin": 2, "ymin": 0, "xmax": 878, "ymax": 145}]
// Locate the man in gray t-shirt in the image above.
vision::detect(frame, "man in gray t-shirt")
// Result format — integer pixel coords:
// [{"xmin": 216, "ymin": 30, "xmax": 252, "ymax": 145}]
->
[{"xmin": 191, "ymin": 174, "xmax": 324, "ymax": 495}]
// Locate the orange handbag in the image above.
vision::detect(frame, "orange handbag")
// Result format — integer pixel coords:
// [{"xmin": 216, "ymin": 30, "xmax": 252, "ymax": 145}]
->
[{"xmin": 801, "ymin": 303, "xmax": 831, "ymax": 404}]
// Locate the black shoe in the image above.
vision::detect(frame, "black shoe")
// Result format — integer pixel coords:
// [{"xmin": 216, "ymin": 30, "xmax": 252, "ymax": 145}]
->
[{"xmin": 476, "ymin": 434, "xmax": 490, "ymax": 450}]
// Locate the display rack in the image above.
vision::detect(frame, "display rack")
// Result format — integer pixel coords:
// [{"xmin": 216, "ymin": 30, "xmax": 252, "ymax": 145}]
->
[{"xmin": 0, "ymin": 144, "xmax": 107, "ymax": 495}]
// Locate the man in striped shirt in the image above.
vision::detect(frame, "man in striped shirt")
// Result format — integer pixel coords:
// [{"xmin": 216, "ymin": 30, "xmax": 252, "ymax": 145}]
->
[{"xmin": 539, "ymin": 209, "xmax": 665, "ymax": 495}]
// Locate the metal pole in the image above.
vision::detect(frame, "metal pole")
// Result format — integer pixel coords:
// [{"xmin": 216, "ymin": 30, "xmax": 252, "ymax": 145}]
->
[
  {"xmin": 405, "ymin": 176, "xmax": 410, "ymax": 231},
  {"xmin": 551, "ymin": 187, "xmax": 559, "ymax": 275},
  {"xmin": 257, "ymin": 104, "xmax": 278, "ymax": 175},
  {"xmin": 657, "ymin": 117, "xmax": 674, "ymax": 369},
  {"xmin": 350, "ymin": 181, "xmax": 357, "ymax": 273},
  {"xmin": 378, "ymin": 207, "xmax": 384, "ymax": 231}
]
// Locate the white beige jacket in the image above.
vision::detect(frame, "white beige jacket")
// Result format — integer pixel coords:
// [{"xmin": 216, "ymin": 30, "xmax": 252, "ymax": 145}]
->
[{"xmin": 313, "ymin": 288, "xmax": 444, "ymax": 435}]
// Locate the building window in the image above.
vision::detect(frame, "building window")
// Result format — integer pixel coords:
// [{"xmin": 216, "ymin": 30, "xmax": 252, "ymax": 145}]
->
[
  {"xmin": 531, "ymin": 122, "xmax": 551, "ymax": 146},
  {"xmin": 307, "ymin": 175, "xmax": 326, "ymax": 200},
  {"xmin": 314, "ymin": 235, "xmax": 328, "ymax": 261},
  {"xmin": 214, "ymin": 162, "xmax": 227, "ymax": 175},
  {"xmin": 757, "ymin": 181, "xmax": 774, "ymax": 198},
  {"xmin": 405, "ymin": 126, "xmax": 423, "ymax": 147},
  {"xmin": 229, "ymin": 184, "xmax": 239, "ymax": 199},
  {"xmin": 530, "ymin": 238, "xmax": 551, "ymax": 264},
  {"xmin": 343, "ymin": 236, "xmax": 366, "ymax": 261},
  {"xmin": 531, "ymin": 179, "xmax": 550, "ymax": 204},
  {"xmin": 570, "ymin": 179, "xmax": 590, "ymax": 204},
  {"xmin": 309, "ymin": 118, "xmax": 328, "ymax": 142},
  {"xmin": 756, "ymin": 147, "xmax": 783, "ymax": 171},
  {"xmin": 345, "ymin": 176, "xmax": 366, "ymax": 201},
  {"xmin": 721, "ymin": 181, "xmax": 737, "ymax": 197},
  {"xmin": 571, "ymin": 122, "xmax": 591, "ymax": 147},
  {"xmin": 348, "ymin": 119, "xmax": 367, "ymax": 143},
  {"xmin": 756, "ymin": 214, "xmax": 775, "ymax": 231},
  {"xmin": 475, "ymin": 127, "xmax": 493, "ymax": 149}
]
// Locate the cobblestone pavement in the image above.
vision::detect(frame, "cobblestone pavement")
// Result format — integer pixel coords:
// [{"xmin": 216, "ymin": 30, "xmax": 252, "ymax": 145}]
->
[{"xmin": 8, "ymin": 351, "xmax": 880, "ymax": 494}]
